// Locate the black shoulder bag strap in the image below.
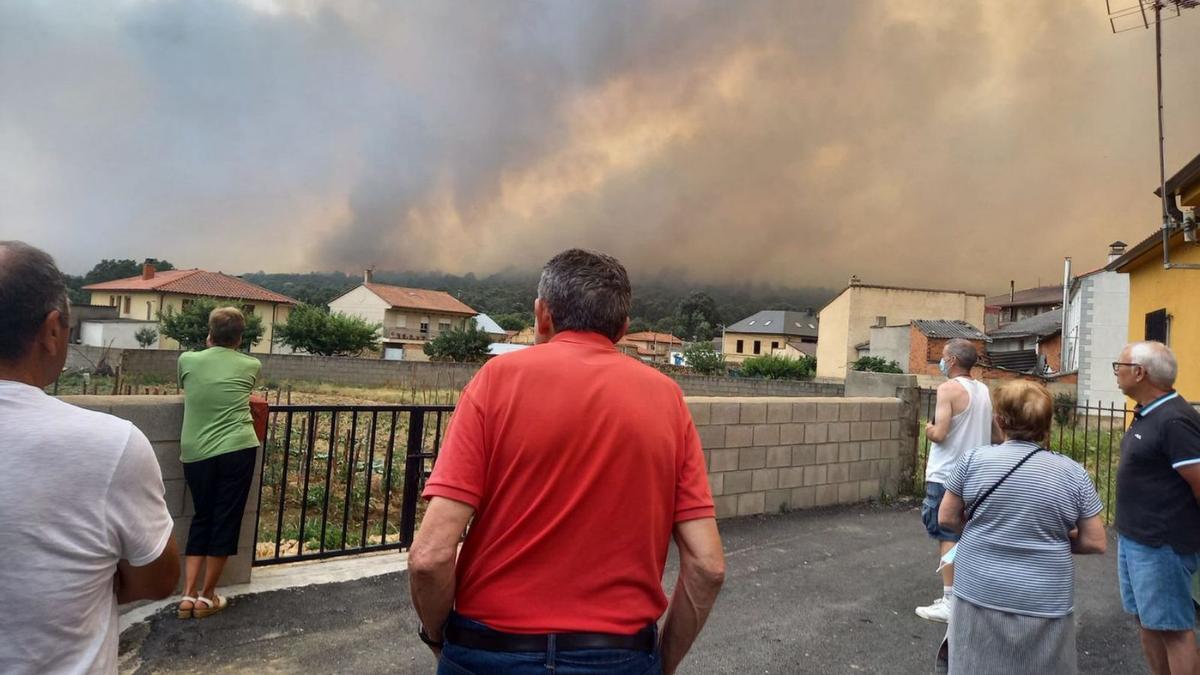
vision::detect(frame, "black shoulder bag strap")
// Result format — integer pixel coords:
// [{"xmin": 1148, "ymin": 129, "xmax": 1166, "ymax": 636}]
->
[{"xmin": 965, "ymin": 446, "xmax": 1044, "ymax": 521}]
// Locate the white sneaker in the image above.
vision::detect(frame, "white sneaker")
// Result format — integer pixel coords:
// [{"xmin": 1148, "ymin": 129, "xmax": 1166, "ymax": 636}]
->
[{"xmin": 915, "ymin": 597, "xmax": 951, "ymax": 623}]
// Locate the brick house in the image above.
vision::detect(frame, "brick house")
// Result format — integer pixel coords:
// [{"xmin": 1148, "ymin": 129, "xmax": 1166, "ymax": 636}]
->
[{"xmin": 867, "ymin": 319, "xmax": 990, "ymax": 377}]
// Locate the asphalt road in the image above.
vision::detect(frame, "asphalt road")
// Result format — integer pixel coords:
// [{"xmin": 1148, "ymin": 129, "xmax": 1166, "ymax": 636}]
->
[{"xmin": 121, "ymin": 501, "xmax": 1147, "ymax": 674}]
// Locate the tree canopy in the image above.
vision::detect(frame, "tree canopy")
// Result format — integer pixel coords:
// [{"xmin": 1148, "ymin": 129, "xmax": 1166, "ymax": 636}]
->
[
  {"xmin": 158, "ymin": 297, "xmax": 263, "ymax": 352},
  {"xmin": 423, "ymin": 323, "xmax": 492, "ymax": 362},
  {"xmin": 273, "ymin": 304, "xmax": 380, "ymax": 356}
]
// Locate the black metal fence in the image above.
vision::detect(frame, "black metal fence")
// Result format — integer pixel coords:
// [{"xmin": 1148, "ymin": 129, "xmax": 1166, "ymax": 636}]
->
[
  {"xmin": 254, "ymin": 404, "xmax": 455, "ymax": 566},
  {"xmin": 916, "ymin": 389, "xmax": 1130, "ymax": 525}
]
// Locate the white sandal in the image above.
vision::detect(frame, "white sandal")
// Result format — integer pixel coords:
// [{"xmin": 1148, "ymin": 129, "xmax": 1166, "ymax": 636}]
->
[
  {"xmin": 177, "ymin": 596, "xmax": 197, "ymax": 619},
  {"xmin": 192, "ymin": 594, "xmax": 228, "ymax": 619}
]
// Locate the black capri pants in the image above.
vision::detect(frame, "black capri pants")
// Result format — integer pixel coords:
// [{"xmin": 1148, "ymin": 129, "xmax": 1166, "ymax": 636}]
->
[{"xmin": 183, "ymin": 447, "xmax": 257, "ymax": 557}]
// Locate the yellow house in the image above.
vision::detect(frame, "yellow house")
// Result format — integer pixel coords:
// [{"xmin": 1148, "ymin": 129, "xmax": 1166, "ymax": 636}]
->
[
  {"xmin": 721, "ymin": 310, "xmax": 818, "ymax": 365},
  {"xmin": 83, "ymin": 263, "xmax": 297, "ymax": 354},
  {"xmin": 1108, "ymin": 152, "xmax": 1200, "ymax": 399},
  {"xmin": 816, "ymin": 279, "xmax": 986, "ymax": 379}
]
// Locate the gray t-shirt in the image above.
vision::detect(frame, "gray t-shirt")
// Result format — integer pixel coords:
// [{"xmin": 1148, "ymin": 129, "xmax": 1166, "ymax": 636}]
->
[
  {"xmin": 0, "ymin": 381, "xmax": 174, "ymax": 674},
  {"xmin": 946, "ymin": 440, "xmax": 1103, "ymax": 617}
]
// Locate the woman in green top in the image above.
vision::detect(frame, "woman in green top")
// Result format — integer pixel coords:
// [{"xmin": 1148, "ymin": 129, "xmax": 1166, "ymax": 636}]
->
[{"xmin": 176, "ymin": 307, "xmax": 261, "ymax": 619}]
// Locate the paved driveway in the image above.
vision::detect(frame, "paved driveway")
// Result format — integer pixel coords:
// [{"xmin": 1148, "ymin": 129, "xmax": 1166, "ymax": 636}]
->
[{"xmin": 121, "ymin": 502, "xmax": 1147, "ymax": 674}]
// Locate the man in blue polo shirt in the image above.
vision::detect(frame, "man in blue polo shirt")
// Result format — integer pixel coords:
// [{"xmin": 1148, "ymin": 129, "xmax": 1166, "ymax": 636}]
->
[{"xmin": 1114, "ymin": 341, "xmax": 1200, "ymax": 675}]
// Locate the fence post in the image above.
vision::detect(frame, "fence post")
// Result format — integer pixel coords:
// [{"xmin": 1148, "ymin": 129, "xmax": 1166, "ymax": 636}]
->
[{"xmin": 399, "ymin": 410, "xmax": 426, "ymax": 548}]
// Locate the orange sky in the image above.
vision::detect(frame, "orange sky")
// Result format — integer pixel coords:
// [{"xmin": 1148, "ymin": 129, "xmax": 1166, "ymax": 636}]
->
[{"xmin": 3, "ymin": 1, "xmax": 1199, "ymax": 295}]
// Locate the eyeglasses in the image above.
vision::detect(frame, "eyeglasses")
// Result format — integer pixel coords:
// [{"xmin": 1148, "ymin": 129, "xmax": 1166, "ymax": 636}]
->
[{"xmin": 1112, "ymin": 361, "xmax": 1141, "ymax": 375}]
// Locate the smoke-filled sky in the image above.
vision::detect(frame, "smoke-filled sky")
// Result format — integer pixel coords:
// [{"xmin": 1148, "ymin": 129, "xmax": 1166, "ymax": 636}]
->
[{"xmin": 3, "ymin": 0, "xmax": 1199, "ymax": 294}]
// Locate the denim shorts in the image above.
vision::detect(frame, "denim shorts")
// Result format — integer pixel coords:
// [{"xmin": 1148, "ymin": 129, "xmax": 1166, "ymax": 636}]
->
[
  {"xmin": 1118, "ymin": 534, "xmax": 1200, "ymax": 631},
  {"xmin": 921, "ymin": 481, "xmax": 960, "ymax": 543}
]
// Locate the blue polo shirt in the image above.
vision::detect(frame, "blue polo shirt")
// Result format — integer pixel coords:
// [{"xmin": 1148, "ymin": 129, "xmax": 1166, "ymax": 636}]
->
[{"xmin": 1115, "ymin": 391, "xmax": 1200, "ymax": 553}]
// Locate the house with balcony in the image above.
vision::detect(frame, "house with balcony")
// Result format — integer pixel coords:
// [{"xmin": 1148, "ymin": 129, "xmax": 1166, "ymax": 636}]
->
[
  {"xmin": 82, "ymin": 261, "xmax": 297, "ymax": 354},
  {"xmin": 327, "ymin": 272, "xmax": 478, "ymax": 361}
]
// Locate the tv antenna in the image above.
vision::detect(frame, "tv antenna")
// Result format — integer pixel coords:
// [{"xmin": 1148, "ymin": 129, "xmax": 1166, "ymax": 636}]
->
[{"xmin": 1107, "ymin": 0, "xmax": 1200, "ymax": 269}]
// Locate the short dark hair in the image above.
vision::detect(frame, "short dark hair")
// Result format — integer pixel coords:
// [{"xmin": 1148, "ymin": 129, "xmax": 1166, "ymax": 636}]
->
[
  {"xmin": 0, "ymin": 241, "xmax": 69, "ymax": 362},
  {"xmin": 537, "ymin": 249, "xmax": 632, "ymax": 342},
  {"xmin": 208, "ymin": 307, "xmax": 246, "ymax": 348}
]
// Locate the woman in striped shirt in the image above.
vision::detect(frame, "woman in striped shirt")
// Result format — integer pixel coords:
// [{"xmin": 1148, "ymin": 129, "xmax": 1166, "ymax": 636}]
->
[{"xmin": 937, "ymin": 380, "xmax": 1108, "ymax": 675}]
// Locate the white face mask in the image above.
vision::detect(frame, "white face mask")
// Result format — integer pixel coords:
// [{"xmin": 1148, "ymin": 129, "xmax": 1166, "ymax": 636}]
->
[{"xmin": 939, "ymin": 358, "xmax": 952, "ymax": 377}]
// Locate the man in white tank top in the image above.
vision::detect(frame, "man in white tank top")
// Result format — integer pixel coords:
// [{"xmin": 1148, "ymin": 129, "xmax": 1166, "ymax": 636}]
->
[{"xmin": 915, "ymin": 338, "xmax": 999, "ymax": 623}]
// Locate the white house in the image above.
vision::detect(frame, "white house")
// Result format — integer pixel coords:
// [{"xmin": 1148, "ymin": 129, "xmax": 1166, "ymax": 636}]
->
[
  {"xmin": 1063, "ymin": 242, "xmax": 1130, "ymax": 407},
  {"xmin": 327, "ymin": 271, "xmax": 478, "ymax": 361}
]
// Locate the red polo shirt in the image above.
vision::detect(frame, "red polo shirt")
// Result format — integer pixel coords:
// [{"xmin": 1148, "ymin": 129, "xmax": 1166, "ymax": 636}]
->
[{"xmin": 422, "ymin": 330, "xmax": 714, "ymax": 634}]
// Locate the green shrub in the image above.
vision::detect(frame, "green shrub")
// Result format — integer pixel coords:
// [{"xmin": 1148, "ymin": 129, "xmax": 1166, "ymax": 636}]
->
[
  {"xmin": 850, "ymin": 356, "xmax": 904, "ymax": 374},
  {"xmin": 683, "ymin": 343, "xmax": 726, "ymax": 375},
  {"xmin": 1053, "ymin": 393, "xmax": 1077, "ymax": 428},
  {"xmin": 740, "ymin": 354, "xmax": 815, "ymax": 380}
]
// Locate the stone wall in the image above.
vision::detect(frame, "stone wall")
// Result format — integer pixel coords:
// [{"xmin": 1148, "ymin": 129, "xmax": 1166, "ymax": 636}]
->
[
  {"xmin": 687, "ymin": 396, "xmax": 906, "ymax": 518},
  {"xmin": 61, "ymin": 396, "xmax": 257, "ymax": 590},
  {"xmin": 120, "ymin": 348, "xmax": 846, "ymax": 398}
]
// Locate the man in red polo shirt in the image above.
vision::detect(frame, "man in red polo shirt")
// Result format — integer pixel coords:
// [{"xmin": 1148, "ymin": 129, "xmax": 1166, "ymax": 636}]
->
[{"xmin": 408, "ymin": 249, "xmax": 726, "ymax": 675}]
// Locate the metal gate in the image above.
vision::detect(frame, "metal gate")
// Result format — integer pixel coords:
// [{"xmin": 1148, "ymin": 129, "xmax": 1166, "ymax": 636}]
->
[{"xmin": 253, "ymin": 404, "xmax": 454, "ymax": 566}]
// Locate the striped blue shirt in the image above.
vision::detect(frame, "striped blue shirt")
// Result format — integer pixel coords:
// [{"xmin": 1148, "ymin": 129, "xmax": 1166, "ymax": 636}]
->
[{"xmin": 946, "ymin": 440, "xmax": 1103, "ymax": 617}]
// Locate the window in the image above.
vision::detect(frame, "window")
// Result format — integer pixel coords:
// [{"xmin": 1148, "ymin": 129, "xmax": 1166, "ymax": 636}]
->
[
  {"xmin": 392, "ymin": 314, "xmax": 406, "ymax": 328},
  {"xmin": 241, "ymin": 304, "xmax": 255, "ymax": 316},
  {"xmin": 438, "ymin": 320, "xmax": 452, "ymax": 333},
  {"xmin": 123, "ymin": 296, "xmax": 131, "ymax": 314},
  {"xmin": 1145, "ymin": 308, "xmax": 1170, "ymax": 344},
  {"xmin": 753, "ymin": 340, "xmax": 761, "ymax": 355},
  {"xmin": 772, "ymin": 341, "xmax": 779, "ymax": 350},
  {"xmin": 420, "ymin": 317, "xmax": 430, "ymax": 334},
  {"xmin": 736, "ymin": 339, "xmax": 744, "ymax": 353},
  {"xmin": 146, "ymin": 302, "xmax": 152, "ymax": 320},
  {"xmin": 182, "ymin": 298, "xmax": 193, "ymax": 310}
]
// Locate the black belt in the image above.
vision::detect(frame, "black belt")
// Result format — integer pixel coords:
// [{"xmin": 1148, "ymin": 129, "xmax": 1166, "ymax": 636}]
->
[{"xmin": 444, "ymin": 623, "xmax": 656, "ymax": 653}]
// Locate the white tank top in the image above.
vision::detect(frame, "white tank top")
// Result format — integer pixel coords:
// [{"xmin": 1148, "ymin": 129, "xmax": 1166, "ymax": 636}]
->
[{"xmin": 925, "ymin": 377, "xmax": 993, "ymax": 484}]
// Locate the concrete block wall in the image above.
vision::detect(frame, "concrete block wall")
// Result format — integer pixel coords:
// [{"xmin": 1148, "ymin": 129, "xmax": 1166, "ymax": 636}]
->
[
  {"xmin": 687, "ymin": 396, "xmax": 906, "ymax": 518},
  {"xmin": 121, "ymin": 348, "xmax": 847, "ymax": 399},
  {"xmin": 61, "ymin": 396, "xmax": 258, "ymax": 589}
]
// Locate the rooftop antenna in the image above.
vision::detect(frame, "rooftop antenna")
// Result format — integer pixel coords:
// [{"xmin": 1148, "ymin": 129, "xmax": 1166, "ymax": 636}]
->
[{"xmin": 1107, "ymin": 0, "xmax": 1200, "ymax": 270}]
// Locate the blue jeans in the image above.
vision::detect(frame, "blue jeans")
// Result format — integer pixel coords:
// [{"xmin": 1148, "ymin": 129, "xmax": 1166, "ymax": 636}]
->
[
  {"xmin": 438, "ymin": 614, "xmax": 662, "ymax": 675},
  {"xmin": 1118, "ymin": 534, "xmax": 1200, "ymax": 631}
]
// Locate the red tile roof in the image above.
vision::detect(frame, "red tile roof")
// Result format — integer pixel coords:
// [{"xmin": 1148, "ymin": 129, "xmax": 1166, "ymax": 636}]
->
[
  {"xmin": 83, "ymin": 269, "xmax": 297, "ymax": 304},
  {"xmin": 623, "ymin": 331, "xmax": 684, "ymax": 345},
  {"xmin": 363, "ymin": 283, "xmax": 477, "ymax": 316}
]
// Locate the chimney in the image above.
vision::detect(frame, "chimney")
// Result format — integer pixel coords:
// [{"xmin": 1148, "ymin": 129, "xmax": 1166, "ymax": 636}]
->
[
  {"xmin": 1009, "ymin": 280, "xmax": 1015, "ymax": 303},
  {"xmin": 142, "ymin": 259, "xmax": 156, "ymax": 280},
  {"xmin": 849, "ymin": 274, "xmax": 861, "ymax": 286},
  {"xmin": 364, "ymin": 268, "xmax": 374, "ymax": 284},
  {"xmin": 1107, "ymin": 241, "xmax": 1127, "ymax": 264}
]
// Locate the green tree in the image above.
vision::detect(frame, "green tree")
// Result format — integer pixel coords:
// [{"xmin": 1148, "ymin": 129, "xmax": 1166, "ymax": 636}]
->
[
  {"xmin": 683, "ymin": 343, "xmax": 726, "ymax": 376},
  {"xmin": 134, "ymin": 327, "xmax": 158, "ymax": 349},
  {"xmin": 83, "ymin": 258, "xmax": 175, "ymax": 286},
  {"xmin": 850, "ymin": 356, "xmax": 904, "ymax": 374},
  {"xmin": 423, "ymin": 323, "xmax": 492, "ymax": 362},
  {"xmin": 740, "ymin": 354, "xmax": 816, "ymax": 380},
  {"xmin": 674, "ymin": 292, "xmax": 721, "ymax": 341},
  {"xmin": 492, "ymin": 312, "xmax": 532, "ymax": 331},
  {"xmin": 274, "ymin": 304, "xmax": 380, "ymax": 356},
  {"xmin": 158, "ymin": 298, "xmax": 263, "ymax": 351}
]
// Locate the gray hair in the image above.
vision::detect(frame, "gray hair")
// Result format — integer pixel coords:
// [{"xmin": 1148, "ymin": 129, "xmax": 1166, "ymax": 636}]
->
[
  {"xmin": 0, "ymin": 241, "xmax": 70, "ymax": 362},
  {"xmin": 1129, "ymin": 341, "xmax": 1177, "ymax": 389},
  {"xmin": 945, "ymin": 338, "xmax": 978, "ymax": 370},
  {"xmin": 537, "ymin": 249, "xmax": 632, "ymax": 342}
]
